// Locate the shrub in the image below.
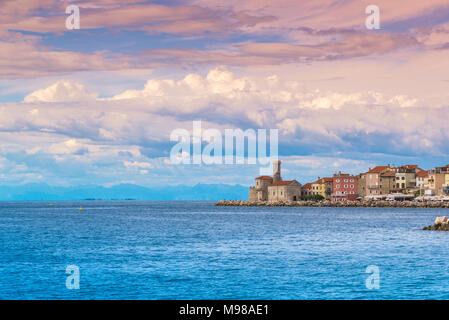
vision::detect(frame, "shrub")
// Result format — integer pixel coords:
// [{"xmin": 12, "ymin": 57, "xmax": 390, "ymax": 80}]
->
[{"xmin": 303, "ymin": 194, "xmax": 325, "ymax": 202}]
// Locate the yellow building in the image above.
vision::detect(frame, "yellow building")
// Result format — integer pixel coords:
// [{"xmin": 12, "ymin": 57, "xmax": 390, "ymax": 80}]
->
[
  {"xmin": 310, "ymin": 181, "xmax": 323, "ymax": 197},
  {"xmin": 428, "ymin": 165, "xmax": 449, "ymax": 195},
  {"xmin": 311, "ymin": 177, "xmax": 333, "ymax": 200}
]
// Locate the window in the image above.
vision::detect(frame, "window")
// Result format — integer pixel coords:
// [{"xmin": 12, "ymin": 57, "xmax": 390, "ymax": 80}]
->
[
  {"xmin": 336, "ymin": 185, "xmax": 340, "ymax": 188},
  {"xmin": 344, "ymin": 179, "xmax": 348, "ymax": 182},
  {"xmin": 336, "ymin": 179, "xmax": 340, "ymax": 182},
  {"xmin": 344, "ymin": 185, "xmax": 348, "ymax": 188},
  {"xmin": 350, "ymin": 179, "xmax": 354, "ymax": 182}
]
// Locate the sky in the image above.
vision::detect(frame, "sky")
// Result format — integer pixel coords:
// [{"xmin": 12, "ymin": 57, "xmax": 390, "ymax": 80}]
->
[{"xmin": 1, "ymin": 0, "xmax": 449, "ymax": 187}]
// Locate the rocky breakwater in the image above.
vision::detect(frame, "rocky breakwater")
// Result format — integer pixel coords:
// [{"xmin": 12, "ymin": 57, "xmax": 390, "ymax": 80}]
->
[
  {"xmin": 423, "ymin": 216, "xmax": 449, "ymax": 231},
  {"xmin": 215, "ymin": 200, "xmax": 449, "ymax": 208}
]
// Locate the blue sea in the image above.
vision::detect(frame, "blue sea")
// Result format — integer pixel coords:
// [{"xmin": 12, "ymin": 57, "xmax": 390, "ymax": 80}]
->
[{"xmin": 1, "ymin": 201, "xmax": 449, "ymax": 300}]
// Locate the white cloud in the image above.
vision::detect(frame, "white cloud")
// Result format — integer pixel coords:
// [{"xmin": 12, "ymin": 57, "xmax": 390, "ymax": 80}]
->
[
  {"xmin": 2, "ymin": 67, "xmax": 447, "ymax": 157},
  {"xmin": 24, "ymin": 80, "xmax": 98, "ymax": 103},
  {"xmin": 48, "ymin": 139, "xmax": 89, "ymax": 155},
  {"xmin": 0, "ymin": 67, "xmax": 448, "ymax": 186},
  {"xmin": 124, "ymin": 160, "xmax": 154, "ymax": 169}
]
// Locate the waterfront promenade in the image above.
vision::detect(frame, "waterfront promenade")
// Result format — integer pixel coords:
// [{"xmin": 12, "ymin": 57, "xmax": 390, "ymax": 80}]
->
[{"xmin": 216, "ymin": 200, "xmax": 449, "ymax": 208}]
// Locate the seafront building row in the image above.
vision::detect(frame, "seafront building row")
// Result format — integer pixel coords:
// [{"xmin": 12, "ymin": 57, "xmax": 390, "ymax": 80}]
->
[{"xmin": 249, "ymin": 161, "xmax": 449, "ymax": 202}]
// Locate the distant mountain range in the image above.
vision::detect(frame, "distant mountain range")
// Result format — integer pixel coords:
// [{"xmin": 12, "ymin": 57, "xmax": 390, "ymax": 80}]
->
[{"xmin": 0, "ymin": 183, "xmax": 248, "ymax": 201}]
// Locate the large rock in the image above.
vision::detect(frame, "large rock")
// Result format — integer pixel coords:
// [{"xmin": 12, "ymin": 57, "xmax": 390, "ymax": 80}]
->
[
  {"xmin": 423, "ymin": 216, "xmax": 449, "ymax": 231},
  {"xmin": 434, "ymin": 216, "xmax": 448, "ymax": 225}
]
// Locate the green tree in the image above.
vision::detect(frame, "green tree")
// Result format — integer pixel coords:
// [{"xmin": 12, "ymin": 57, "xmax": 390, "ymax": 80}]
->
[{"xmin": 303, "ymin": 194, "xmax": 325, "ymax": 202}]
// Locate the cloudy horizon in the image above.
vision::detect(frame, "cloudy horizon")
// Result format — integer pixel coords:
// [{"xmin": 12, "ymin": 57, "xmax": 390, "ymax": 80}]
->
[{"xmin": 1, "ymin": 0, "xmax": 449, "ymax": 187}]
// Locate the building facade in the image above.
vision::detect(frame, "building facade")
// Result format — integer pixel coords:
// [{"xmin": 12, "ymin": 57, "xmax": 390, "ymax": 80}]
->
[
  {"xmin": 301, "ymin": 183, "xmax": 312, "ymax": 198},
  {"xmin": 249, "ymin": 176, "xmax": 273, "ymax": 201},
  {"xmin": 310, "ymin": 177, "xmax": 333, "ymax": 200},
  {"xmin": 428, "ymin": 165, "xmax": 449, "ymax": 195},
  {"xmin": 310, "ymin": 180, "xmax": 323, "ymax": 197},
  {"xmin": 428, "ymin": 170, "xmax": 439, "ymax": 195},
  {"xmin": 416, "ymin": 170, "xmax": 429, "ymax": 188},
  {"xmin": 365, "ymin": 165, "xmax": 394, "ymax": 196},
  {"xmin": 332, "ymin": 173, "xmax": 358, "ymax": 202},
  {"xmin": 249, "ymin": 160, "xmax": 302, "ymax": 201},
  {"xmin": 357, "ymin": 173, "xmax": 366, "ymax": 198},
  {"xmin": 380, "ymin": 171, "xmax": 397, "ymax": 194},
  {"xmin": 445, "ymin": 173, "xmax": 449, "ymax": 194},
  {"xmin": 394, "ymin": 165, "xmax": 421, "ymax": 193},
  {"xmin": 268, "ymin": 180, "xmax": 302, "ymax": 201}
]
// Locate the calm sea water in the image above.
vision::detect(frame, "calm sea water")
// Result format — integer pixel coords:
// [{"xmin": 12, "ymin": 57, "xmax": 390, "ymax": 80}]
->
[{"xmin": 1, "ymin": 201, "xmax": 449, "ymax": 300}]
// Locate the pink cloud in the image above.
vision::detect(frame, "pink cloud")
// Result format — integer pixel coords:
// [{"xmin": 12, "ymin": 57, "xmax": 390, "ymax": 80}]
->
[
  {"xmin": 142, "ymin": 32, "xmax": 419, "ymax": 66},
  {"xmin": 2, "ymin": 2, "xmax": 275, "ymax": 35},
  {"xmin": 0, "ymin": 30, "xmax": 425, "ymax": 79},
  {"xmin": 0, "ymin": 0, "xmax": 448, "ymax": 79},
  {"xmin": 0, "ymin": 37, "xmax": 141, "ymax": 79},
  {"xmin": 192, "ymin": 0, "xmax": 449, "ymax": 30}
]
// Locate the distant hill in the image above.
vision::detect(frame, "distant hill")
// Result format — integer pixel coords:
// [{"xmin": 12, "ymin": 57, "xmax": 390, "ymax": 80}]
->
[{"xmin": 0, "ymin": 183, "xmax": 248, "ymax": 201}]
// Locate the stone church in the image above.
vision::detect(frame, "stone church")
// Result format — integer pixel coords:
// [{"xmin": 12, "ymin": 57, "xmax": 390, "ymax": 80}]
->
[{"xmin": 249, "ymin": 160, "xmax": 302, "ymax": 201}]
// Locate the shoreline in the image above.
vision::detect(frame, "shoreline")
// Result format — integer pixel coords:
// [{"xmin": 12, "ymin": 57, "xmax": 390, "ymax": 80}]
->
[{"xmin": 216, "ymin": 200, "xmax": 449, "ymax": 208}]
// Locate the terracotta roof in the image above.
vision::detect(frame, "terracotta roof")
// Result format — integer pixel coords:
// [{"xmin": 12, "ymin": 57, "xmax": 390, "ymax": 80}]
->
[
  {"xmin": 400, "ymin": 164, "xmax": 418, "ymax": 169},
  {"xmin": 333, "ymin": 173, "xmax": 355, "ymax": 178},
  {"xmin": 368, "ymin": 166, "xmax": 390, "ymax": 173},
  {"xmin": 416, "ymin": 170, "xmax": 429, "ymax": 178},
  {"xmin": 311, "ymin": 177, "xmax": 331, "ymax": 185},
  {"xmin": 397, "ymin": 164, "xmax": 422, "ymax": 172},
  {"xmin": 255, "ymin": 176, "xmax": 273, "ymax": 180},
  {"xmin": 381, "ymin": 171, "xmax": 396, "ymax": 177},
  {"xmin": 302, "ymin": 183, "xmax": 312, "ymax": 189},
  {"xmin": 268, "ymin": 180, "xmax": 296, "ymax": 187}
]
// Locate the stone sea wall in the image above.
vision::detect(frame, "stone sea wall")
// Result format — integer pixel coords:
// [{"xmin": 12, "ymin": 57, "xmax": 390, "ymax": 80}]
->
[{"xmin": 216, "ymin": 199, "xmax": 449, "ymax": 208}]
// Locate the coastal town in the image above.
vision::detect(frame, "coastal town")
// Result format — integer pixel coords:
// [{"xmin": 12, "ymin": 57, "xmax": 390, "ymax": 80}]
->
[
  {"xmin": 246, "ymin": 160, "xmax": 449, "ymax": 203},
  {"xmin": 218, "ymin": 160, "xmax": 449, "ymax": 207}
]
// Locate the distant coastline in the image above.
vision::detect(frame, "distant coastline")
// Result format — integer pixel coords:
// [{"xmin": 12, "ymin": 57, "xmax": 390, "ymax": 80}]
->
[
  {"xmin": 0, "ymin": 183, "xmax": 247, "ymax": 201},
  {"xmin": 216, "ymin": 200, "xmax": 449, "ymax": 208}
]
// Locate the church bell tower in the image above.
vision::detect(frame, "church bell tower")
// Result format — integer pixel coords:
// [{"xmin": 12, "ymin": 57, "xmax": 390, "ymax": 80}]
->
[{"xmin": 273, "ymin": 160, "xmax": 282, "ymax": 183}]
